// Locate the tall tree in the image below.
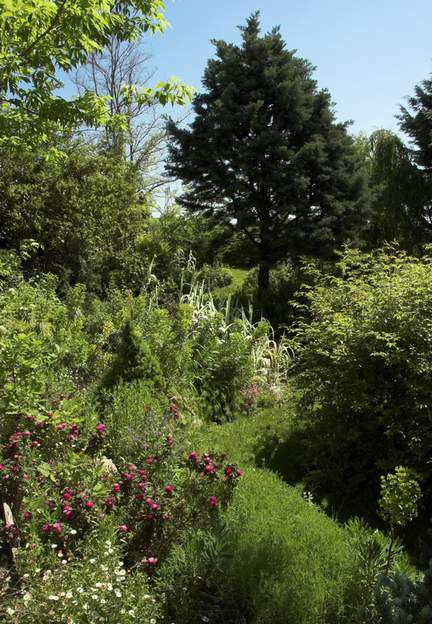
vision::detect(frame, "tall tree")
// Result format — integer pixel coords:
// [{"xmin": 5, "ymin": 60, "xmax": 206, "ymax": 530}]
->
[
  {"xmin": 74, "ymin": 36, "xmax": 168, "ymax": 193},
  {"xmin": 357, "ymin": 130, "xmax": 426, "ymax": 250},
  {"xmin": 166, "ymin": 13, "xmax": 369, "ymax": 306},
  {"xmin": 398, "ymin": 73, "xmax": 432, "ymax": 236},
  {"xmin": 0, "ymin": 0, "xmax": 192, "ymax": 154}
]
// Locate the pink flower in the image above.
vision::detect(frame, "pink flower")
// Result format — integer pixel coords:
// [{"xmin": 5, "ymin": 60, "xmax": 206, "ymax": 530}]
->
[
  {"xmin": 137, "ymin": 481, "xmax": 147, "ymax": 490},
  {"xmin": 151, "ymin": 502, "xmax": 159, "ymax": 512},
  {"xmin": 84, "ymin": 500, "xmax": 94, "ymax": 510},
  {"xmin": 56, "ymin": 423, "xmax": 67, "ymax": 431},
  {"xmin": 145, "ymin": 456, "xmax": 155, "ymax": 465},
  {"xmin": 23, "ymin": 511, "xmax": 32, "ymax": 521},
  {"xmin": 22, "ymin": 430, "xmax": 31, "ymax": 438},
  {"xmin": 118, "ymin": 524, "xmax": 128, "ymax": 533},
  {"xmin": 203, "ymin": 464, "xmax": 215, "ymax": 475},
  {"xmin": 0, "ymin": 464, "xmax": 4, "ymax": 471},
  {"xmin": 188, "ymin": 451, "xmax": 198, "ymax": 463},
  {"xmin": 224, "ymin": 466, "xmax": 234, "ymax": 476},
  {"xmin": 162, "ymin": 512, "xmax": 170, "ymax": 521},
  {"xmin": 137, "ymin": 469, "xmax": 147, "ymax": 477},
  {"xmin": 127, "ymin": 463, "xmax": 137, "ymax": 471},
  {"xmin": 96, "ymin": 423, "xmax": 106, "ymax": 434},
  {"xmin": 62, "ymin": 491, "xmax": 72, "ymax": 501},
  {"xmin": 236, "ymin": 469, "xmax": 244, "ymax": 478},
  {"xmin": 30, "ymin": 440, "xmax": 40, "ymax": 448},
  {"xmin": 25, "ymin": 415, "xmax": 34, "ymax": 422},
  {"xmin": 163, "ymin": 484, "xmax": 174, "ymax": 495},
  {"xmin": 42, "ymin": 523, "xmax": 51, "ymax": 534},
  {"xmin": 47, "ymin": 411, "xmax": 54, "ymax": 418},
  {"xmin": 145, "ymin": 497, "xmax": 155, "ymax": 508},
  {"xmin": 142, "ymin": 556, "xmax": 158, "ymax": 566},
  {"xmin": 207, "ymin": 496, "xmax": 218, "ymax": 509},
  {"xmin": 52, "ymin": 522, "xmax": 62, "ymax": 535},
  {"xmin": 112, "ymin": 483, "xmax": 121, "ymax": 493},
  {"xmin": 121, "ymin": 472, "xmax": 134, "ymax": 482},
  {"xmin": 105, "ymin": 496, "xmax": 115, "ymax": 508},
  {"xmin": 63, "ymin": 506, "xmax": 73, "ymax": 519}
]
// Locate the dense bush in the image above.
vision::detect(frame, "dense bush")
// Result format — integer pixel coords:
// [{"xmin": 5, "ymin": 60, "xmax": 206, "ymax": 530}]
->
[
  {"xmin": 160, "ymin": 468, "xmax": 356, "ymax": 624},
  {"xmin": 290, "ymin": 247, "xmax": 432, "ymax": 521}
]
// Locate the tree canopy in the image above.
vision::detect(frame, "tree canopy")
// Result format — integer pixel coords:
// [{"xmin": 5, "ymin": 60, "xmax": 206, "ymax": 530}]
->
[
  {"xmin": 0, "ymin": 0, "xmax": 192, "ymax": 153},
  {"xmin": 167, "ymin": 13, "xmax": 369, "ymax": 304}
]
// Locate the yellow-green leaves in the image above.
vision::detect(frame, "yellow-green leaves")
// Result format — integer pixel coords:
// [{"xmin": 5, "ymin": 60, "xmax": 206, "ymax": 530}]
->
[{"xmin": 0, "ymin": 0, "xmax": 188, "ymax": 152}]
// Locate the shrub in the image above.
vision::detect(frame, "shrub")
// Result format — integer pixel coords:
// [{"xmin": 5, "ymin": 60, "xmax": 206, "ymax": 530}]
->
[
  {"xmin": 290, "ymin": 247, "xmax": 432, "ymax": 520},
  {"xmin": 160, "ymin": 468, "xmax": 356, "ymax": 624}
]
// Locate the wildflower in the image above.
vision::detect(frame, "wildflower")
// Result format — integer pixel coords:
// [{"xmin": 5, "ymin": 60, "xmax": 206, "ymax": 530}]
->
[
  {"xmin": 142, "ymin": 556, "xmax": 158, "ymax": 566},
  {"xmin": 203, "ymin": 464, "xmax": 215, "ymax": 475},
  {"xmin": 42, "ymin": 523, "xmax": 51, "ymax": 534},
  {"xmin": 224, "ymin": 465, "xmax": 234, "ymax": 476},
  {"xmin": 30, "ymin": 440, "xmax": 40, "ymax": 448},
  {"xmin": 146, "ymin": 456, "xmax": 156, "ymax": 465},
  {"xmin": 164, "ymin": 484, "xmax": 174, "ymax": 495},
  {"xmin": 118, "ymin": 524, "xmax": 128, "ymax": 533},
  {"xmin": 96, "ymin": 423, "xmax": 106, "ymax": 435},
  {"xmin": 137, "ymin": 481, "xmax": 146, "ymax": 490},
  {"xmin": 112, "ymin": 482, "xmax": 121, "ymax": 493},
  {"xmin": 23, "ymin": 511, "xmax": 32, "ymax": 520},
  {"xmin": 84, "ymin": 500, "xmax": 94, "ymax": 510},
  {"xmin": 121, "ymin": 472, "xmax": 134, "ymax": 483},
  {"xmin": 236, "ymin": 469, "xmax": 244, "ymax": 478},
  {"xmin": 105, "ymin": 496, "xmax": 115, "ymax": 508},
  {"xmin": 188, "ymin": 451, "xmax": 198, "ymax": 463},
  {"xmin": 207, "ymin": 496, "xmax": 217, "ymax": 509},
  {"xmin": 56, "ymin": 423, "xmax": 67, "ymax": 431},
  {"xmin": 48, "ymin": 595, "xmax": 59, "ymax": 601}
]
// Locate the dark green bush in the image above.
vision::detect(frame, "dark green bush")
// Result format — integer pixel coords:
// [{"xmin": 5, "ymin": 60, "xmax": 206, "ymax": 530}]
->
[{"xmin": 290, "ymin": 248, "xmax": 432, "ymax": 522}]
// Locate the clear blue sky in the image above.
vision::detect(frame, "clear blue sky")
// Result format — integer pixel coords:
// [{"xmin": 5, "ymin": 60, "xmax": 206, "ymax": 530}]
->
[{"xmin": 145, "ymin": 0, "xmax": 432, "ymax": 135}]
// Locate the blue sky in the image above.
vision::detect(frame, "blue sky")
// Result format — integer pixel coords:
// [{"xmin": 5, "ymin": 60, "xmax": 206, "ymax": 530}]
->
[{"xmin": 145, "ymin": 0, "xmax": 432, "ymax": 135}]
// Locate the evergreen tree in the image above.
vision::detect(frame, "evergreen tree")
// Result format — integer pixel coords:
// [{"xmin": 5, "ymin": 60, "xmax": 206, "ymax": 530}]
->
[
  {"xmin": 166, "ymin": 13, "xmax": 369, "ymax": 305},
  {"xmin": 399, "ymin": 73, "xmax": 432, "ymax": 239}
]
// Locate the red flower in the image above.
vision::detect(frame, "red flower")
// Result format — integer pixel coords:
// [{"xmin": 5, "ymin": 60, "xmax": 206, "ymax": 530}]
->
[
  {"xmin": 224, "ymin": 466, "xmax": 234, "ymax": 476},
  {"xmin": 207, "ymin": 496, "xmax": 218, "ymax": 509},
  {"xmin": 118, "ymin": 524, "xmax": 128, "ymax": 533},
  {"xmin": 137, "ymin": 469, "xmax": 147, "ymax": 477},
  {"xmin": 56, "ymin": 423, "xmax": 67, "ymax": 431},
  {"xmin": 112, "ymin": 483, "xmax": 121, "ymax": 493},
  {"xmin": 145, "ymin": 456, "xmax": 155, "ymax": 465},
  {"xmin": 188, "ymin": 451, "xmax": 198, "ymax": 463},
  {"xmin": 121, "ymin": 472, "xmax": 134, "ymax": 482},
  {"xmin": 137, "ymin": 481, "xmax": 147, "ymax": 490},
  {"xmin": 203, "ymin": 464, "xmax": 215, "ymax": 475},
  {"xmin": 23, "ymin": 511, "xmax": 32, "ymax": 521},
  {"xmin": 52, "ymin": 522, "xmax": 62, "ymax": 535},
  {"xmin": 164, "ymin": 484, "xmax": 174, "ymax": 495},
  {"xmin": 84, "ymin": 500, "xmax": 94, "ymax": 510},
  {"xmin": 236, "ymin": 469, "xmax": 244, "ymax": 478},
  {"xmin": 62, "ymin": 491, "xmax": 72, "ymax": 501}
]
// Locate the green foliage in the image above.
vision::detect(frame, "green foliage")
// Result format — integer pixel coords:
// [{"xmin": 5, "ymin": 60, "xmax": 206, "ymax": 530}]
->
[
  {"xmin": 290, "ymin": 247, "xmax": 432, "ymax": 518},
  {"xmin": 361, "ymin": 562, "xmax": 432, "ymax": 624},
  {"xmin": 167, "ymin": 12, "xmax": 369, "ymax": 303},
  {"xmin": 0, "ymin": 142, "xmax": 151, "ymax": 293},
  {"xmin": 379, "ymin": 467, "xmax": 422, "ymax": 529},
  {"xmin": 355, "ymin": 130, "xmax": 427, "ymax": 250},
  {"xmin": 160, "ymin": 468, "xmax": 355, "ymax": 624},
  {"xmin": 0, "ymin": 0, "xmax": 192, "ymax": 152}
]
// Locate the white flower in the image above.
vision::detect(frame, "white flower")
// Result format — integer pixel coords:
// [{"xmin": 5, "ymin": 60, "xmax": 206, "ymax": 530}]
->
[
  {"xmin": 62, "ymin": 559, "xmax": 67, "ymax": 565},
  {"xmin": 95, "ymin": 582, "xmax": 103, "ymax": 589},
  {"xmin": 150, "ymin": 619, "xmax": 157, "ymax": 624},
  {"xmin": 48, "ymin": 595, "xmax": 59, "ymax": 601},
  {"xmin": 66, "ymin": 591, "xmax": 73, "ymax": 599},
  {"xmin": 114, "ymin": 588, "xmax": 122, "ymax": 598},
  {"xmin": 77, "ymin": 587, "xmax": 84, "ymax": 594},
  {"xmin": 70, "ymin": 529, "xmax": 77, "ymax": 535},
  {"xmin": 89, "ymin": 558, "xmax": 96, "ymax": 564},
  {"xmin": 51, "ymin": 544, "xmax": 58, "ymax": 549},
  {"xmin": 107, "ymin": 583, "xmax": 113, "ymax": 592},
  {"xmin": 6, "ymin": 607, "xmax": 15, "ymax": 615},
  {"xmin": 23, "ymin": 592, "xmax": 32, "ymax": 602},
  {"xmin": 128, "ymin": 609, "xmax": 135, "ymax": 616}
]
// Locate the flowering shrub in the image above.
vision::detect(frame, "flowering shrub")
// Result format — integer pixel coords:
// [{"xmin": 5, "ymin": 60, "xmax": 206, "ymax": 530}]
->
[
  {"xmin": 1, "ymin": 525, "xmax": 161, "ymax": 624},
  {"xmin": 0, "ymin": 385, "xmax": 243, "ymax": 617}
]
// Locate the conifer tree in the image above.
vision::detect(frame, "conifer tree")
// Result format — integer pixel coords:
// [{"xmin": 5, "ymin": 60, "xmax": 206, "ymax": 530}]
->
[{"xmin": 166, "ymin": 13, "xmax": 369, "ymax": 305}]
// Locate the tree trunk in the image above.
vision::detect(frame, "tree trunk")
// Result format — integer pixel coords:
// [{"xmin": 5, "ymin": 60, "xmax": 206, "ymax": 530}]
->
[{"xmin": 257, "ymin": 258, "xmax": 270, "ymax": 317}]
